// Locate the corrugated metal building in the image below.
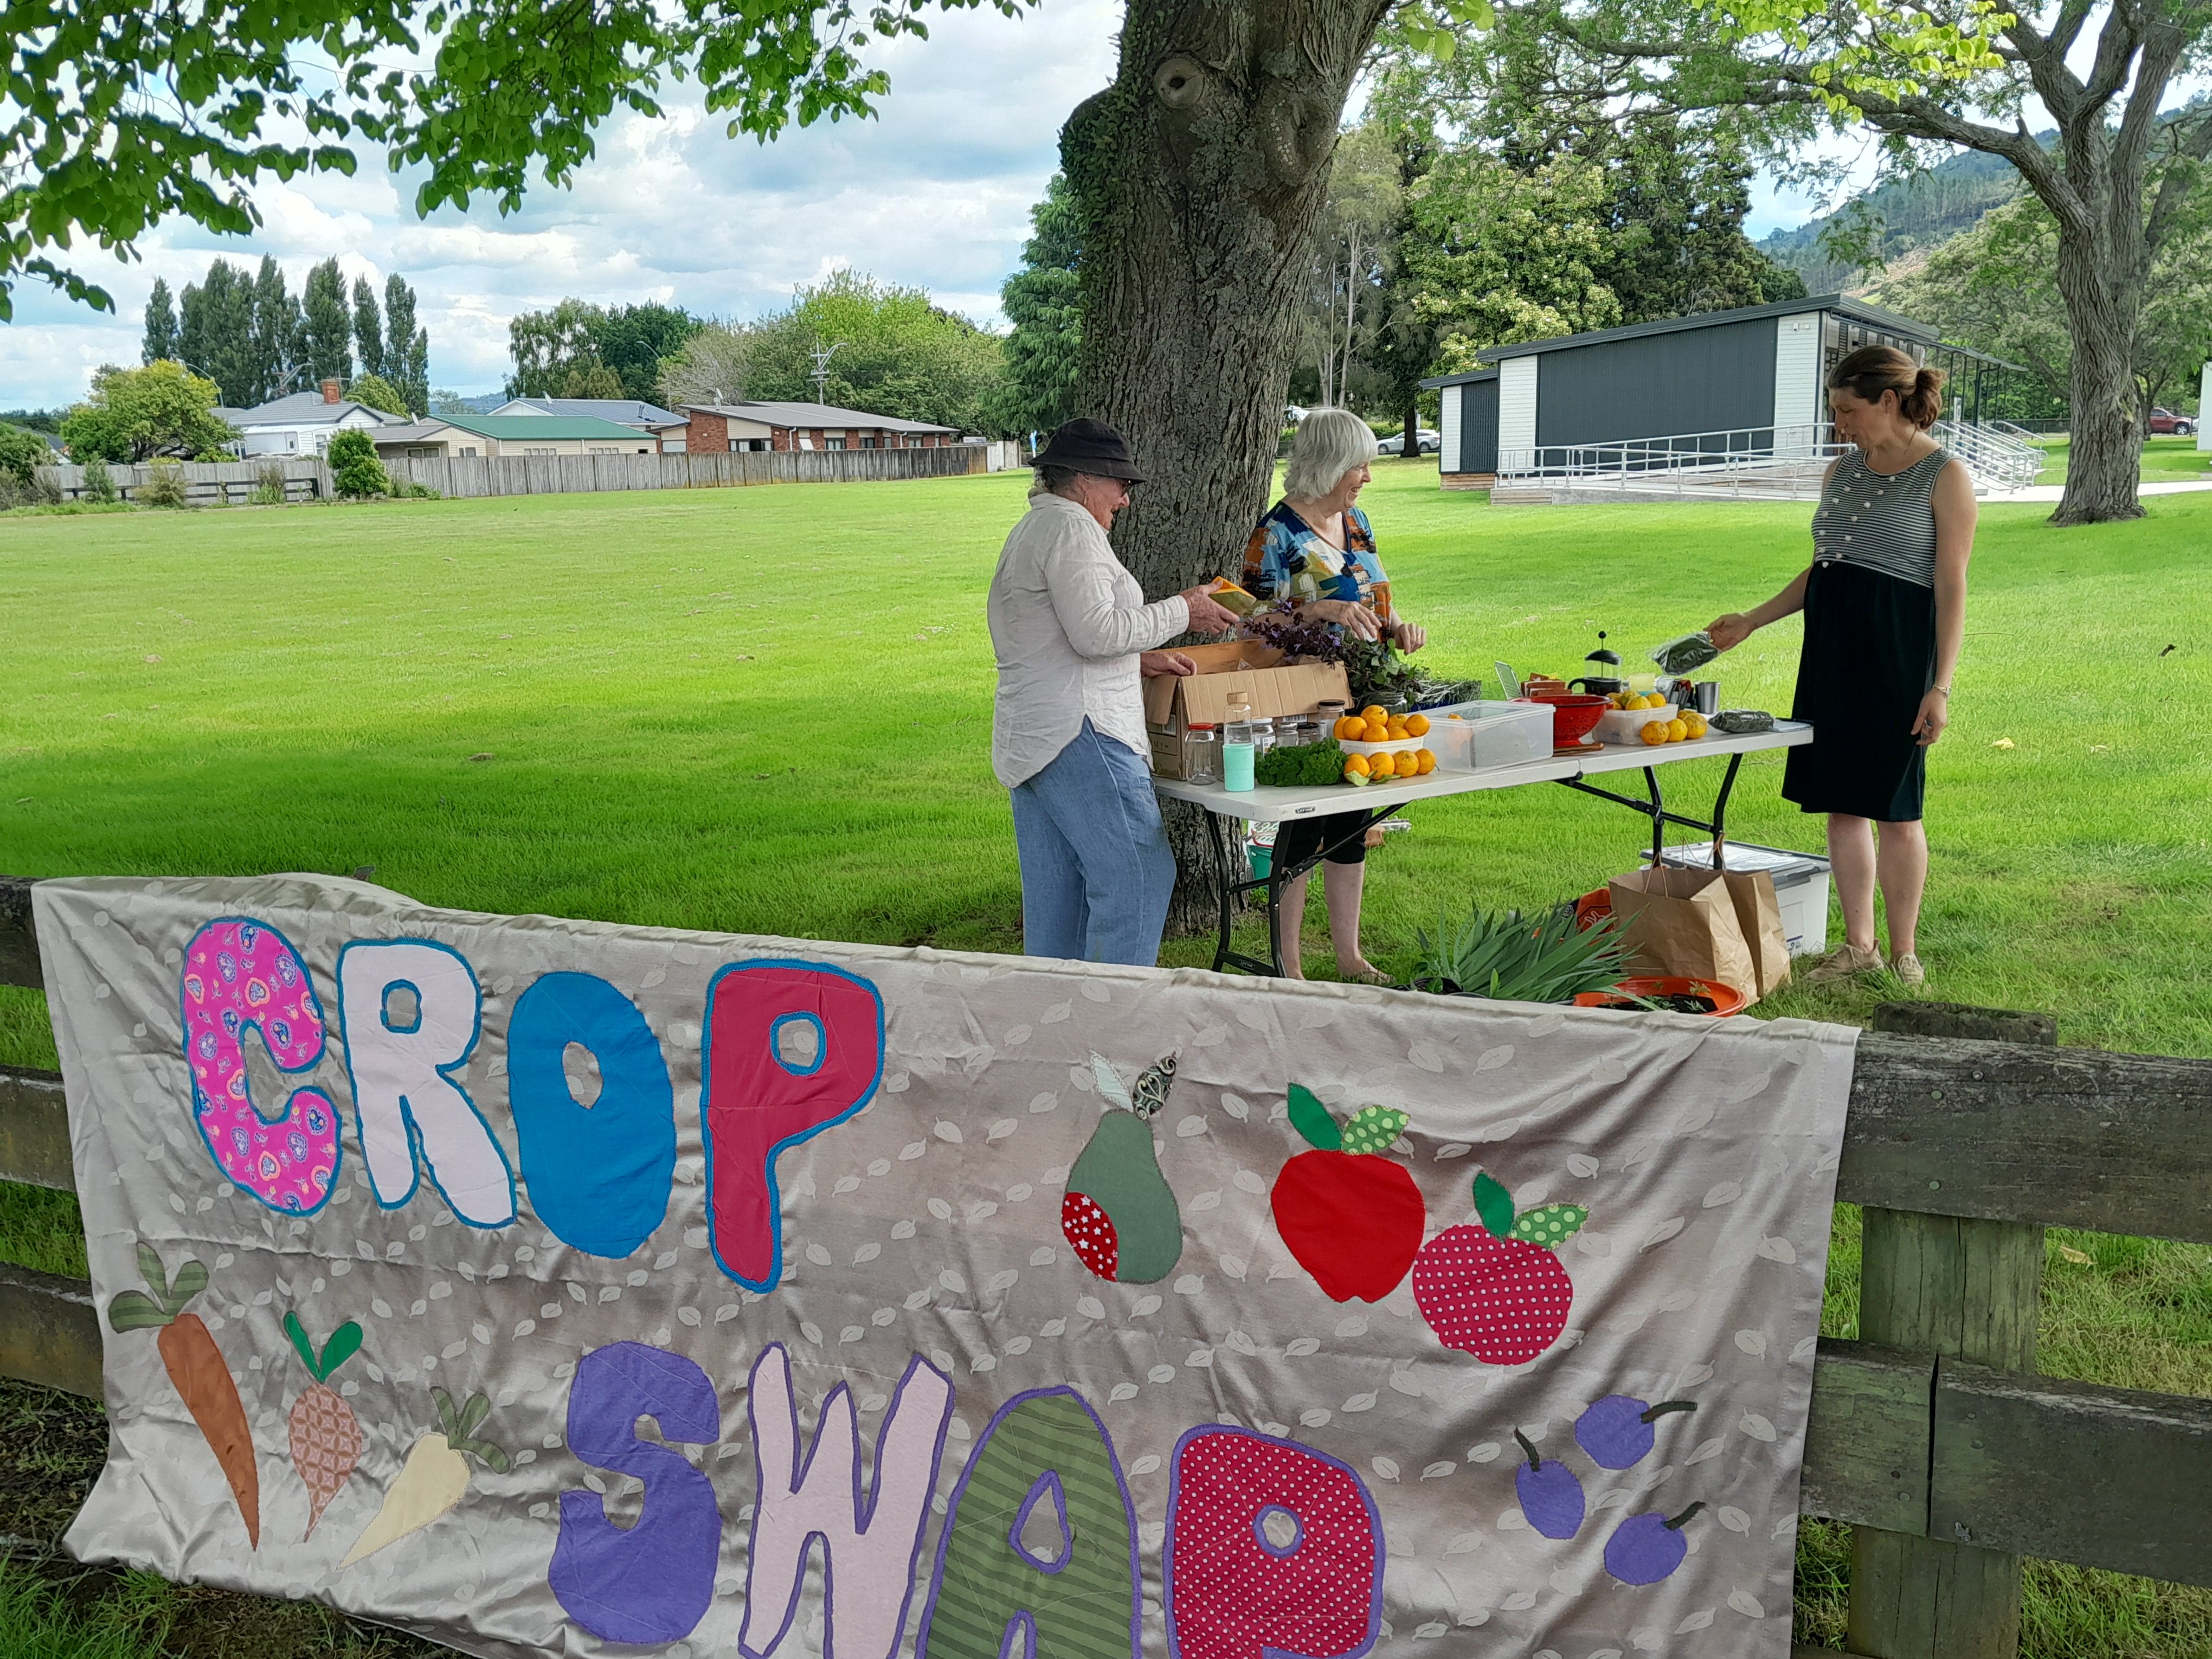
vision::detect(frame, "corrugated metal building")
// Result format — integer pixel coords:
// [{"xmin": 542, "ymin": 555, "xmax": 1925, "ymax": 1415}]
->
[{"xmin": 1420, "ymin": 294, "xmax": 2003, "ymax": 487}]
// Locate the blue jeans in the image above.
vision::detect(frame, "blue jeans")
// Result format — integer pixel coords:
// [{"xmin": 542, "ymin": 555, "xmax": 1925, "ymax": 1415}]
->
[{"xmin": 1008, "ymin": 721, "xmax": 1176, "ymax": 966}]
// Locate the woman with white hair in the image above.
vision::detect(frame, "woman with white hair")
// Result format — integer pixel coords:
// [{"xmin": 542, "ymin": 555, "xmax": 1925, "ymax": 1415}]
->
[{"xmin": 1238, "ymin": 408, "xmax": 1429, "ymax": 982}]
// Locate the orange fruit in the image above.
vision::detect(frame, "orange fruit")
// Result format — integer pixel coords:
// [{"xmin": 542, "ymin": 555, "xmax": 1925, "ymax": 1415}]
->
[
  {"xmin": 1640, "ymin": 721, "xmax": 1669, "ymax": 746},
  {"xmin": 1396, "ymin": 750, "xmax": 1421, "ymax": 777},
  {"xmin": 1683, "ymin": 714, "xmax": 1708, "ymax": 738},
  {"xmin": 1363, "ymin": 722, "xmax": 1388, "ymax": 742},
  {"xmin": 1345, "ymin": 753, "xmax": 1370, "ymax": 776},
  {"xmin": 1415, "ymin": 748, "xmax": 1437, "ymax": 774},
  {"xmin": 1406, "ymin": 713, "xmax": 1430, "ymax": 736},
  {"xmin": 1334, "ymin": 716, "xmax": 1364, "ymax": 740},
  {"xmin": 1359, "ymin": 705, "xmax": 1387, "ymax": 722},
  {"xmin": 1667, "ymin": 717, "xmax": 1689, "ymax": 742}
]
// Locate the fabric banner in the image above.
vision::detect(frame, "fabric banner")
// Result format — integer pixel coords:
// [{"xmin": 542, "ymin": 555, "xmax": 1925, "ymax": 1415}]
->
[{"xmin": 38, "ymin": 875, "xmax": 1856, "ymax": 1659}]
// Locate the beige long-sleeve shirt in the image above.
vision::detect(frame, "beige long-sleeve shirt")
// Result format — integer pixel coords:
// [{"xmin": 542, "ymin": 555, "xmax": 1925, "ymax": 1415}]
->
[{"xmin": 988, "ymin": 491, "xmax": 1190, "ymax": 788}]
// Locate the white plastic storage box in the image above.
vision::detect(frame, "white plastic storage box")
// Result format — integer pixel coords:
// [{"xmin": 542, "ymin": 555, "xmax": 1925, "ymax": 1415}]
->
[
  {"xmin": 1424, "ymin": 701, "xmax": 1555, "ymax": 771},
  {"xmin": 1656, "ymin": 840, "xmax": 1832, "ymax": 957}
]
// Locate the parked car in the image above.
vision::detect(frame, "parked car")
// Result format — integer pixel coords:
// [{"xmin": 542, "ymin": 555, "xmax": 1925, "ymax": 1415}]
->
[
  {"xmin": 1413, "ymin": 427, "xmax": 1441, "ymax": 454},
  {"xmin": 2148, "ymin": 407, "xmax": 2196, "ymax": 435}
]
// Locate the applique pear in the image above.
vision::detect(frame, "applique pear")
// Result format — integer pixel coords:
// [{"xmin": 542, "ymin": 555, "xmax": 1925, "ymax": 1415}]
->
[{"xmin": 1062, "ymin": 1052, "xmax": 1184, "ymax": 1284}]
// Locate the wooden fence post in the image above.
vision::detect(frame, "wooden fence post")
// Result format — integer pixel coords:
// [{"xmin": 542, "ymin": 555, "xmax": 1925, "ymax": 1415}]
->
[{"xmin": 1847, "ymin": 1002, "xmax": 2055, "ymax": 1659}]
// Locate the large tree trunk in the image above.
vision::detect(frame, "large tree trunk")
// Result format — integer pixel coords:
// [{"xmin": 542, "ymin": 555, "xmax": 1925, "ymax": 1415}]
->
[
  {"xmin": 1061, "ymin": 0, "xmax": 1393, "ymax": 935},
  {"xmin": 2050, "ymin": 200, "xmax": 2148, "ymax": 526}
]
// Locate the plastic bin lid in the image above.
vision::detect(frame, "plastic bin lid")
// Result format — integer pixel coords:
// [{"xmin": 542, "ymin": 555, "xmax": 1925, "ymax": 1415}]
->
[{"xmin": 1655, "ymin": 840, "xmax": 1831, "ymax": 876}]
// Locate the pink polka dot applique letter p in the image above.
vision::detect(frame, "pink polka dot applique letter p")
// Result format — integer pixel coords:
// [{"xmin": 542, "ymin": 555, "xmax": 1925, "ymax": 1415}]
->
[{"xmin": 179, "ymin": 918, "xmax": 340, "ymax": 1214}]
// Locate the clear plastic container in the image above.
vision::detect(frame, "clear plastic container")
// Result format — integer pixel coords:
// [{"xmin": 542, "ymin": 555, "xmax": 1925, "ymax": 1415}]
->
[{"xmin": 1185, "ymin": 724, "xmax": 1220, "ymax": 785}]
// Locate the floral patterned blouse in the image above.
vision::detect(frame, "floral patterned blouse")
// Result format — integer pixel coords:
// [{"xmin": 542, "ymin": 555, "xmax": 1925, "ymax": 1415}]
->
[{"xmin": 1240, "ymin": 501, "xmax": 1393, "ymax": 624}]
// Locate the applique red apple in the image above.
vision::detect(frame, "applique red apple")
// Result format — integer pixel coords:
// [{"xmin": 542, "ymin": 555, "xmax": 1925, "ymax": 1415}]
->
[
  {"xmin": 1411, "ymin": 1171, "xmax": 1586, "ymax": 1365},
  {"xmin": 1269, "ymin": 1085, "xmax": 1425, "ymax": 1302}
]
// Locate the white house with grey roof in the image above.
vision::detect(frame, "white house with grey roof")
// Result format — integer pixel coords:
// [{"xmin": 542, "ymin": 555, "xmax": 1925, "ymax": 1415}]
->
[{"xmin": 228, "ymin": 379, "xmax": 402, "ymax": 457}]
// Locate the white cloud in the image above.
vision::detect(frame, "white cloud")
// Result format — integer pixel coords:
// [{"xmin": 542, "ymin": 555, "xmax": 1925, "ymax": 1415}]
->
[{"xmin": 2, "ymin": 0, "xmax": 1117, "ymax": 407}]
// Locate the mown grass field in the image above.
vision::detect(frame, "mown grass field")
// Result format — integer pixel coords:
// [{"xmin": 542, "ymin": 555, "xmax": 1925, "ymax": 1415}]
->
[{"xmin": 3, "ymin": 458, "xmax": 2209, "ymax": 1656}]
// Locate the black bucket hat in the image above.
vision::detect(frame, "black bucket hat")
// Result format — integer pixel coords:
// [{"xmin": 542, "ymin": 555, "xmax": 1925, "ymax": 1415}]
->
[{"xmin": 1033, "ymin": 417, "xmax": 1146, "ymax": 484}]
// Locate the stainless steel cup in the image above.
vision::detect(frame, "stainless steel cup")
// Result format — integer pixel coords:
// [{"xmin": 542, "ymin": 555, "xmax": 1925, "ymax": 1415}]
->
[{"xmin": 1692, "ymin": 680, "xmax": 1721, "ymax": 716}]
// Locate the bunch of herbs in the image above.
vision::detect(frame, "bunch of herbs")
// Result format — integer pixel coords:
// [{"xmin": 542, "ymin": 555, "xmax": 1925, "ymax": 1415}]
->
[{"xmin": 1401, "ymin": 903, "xmax": 1634, "ymax": 1004}]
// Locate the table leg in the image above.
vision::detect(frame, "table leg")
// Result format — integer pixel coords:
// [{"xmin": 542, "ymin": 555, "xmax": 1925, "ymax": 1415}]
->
[
  {"xmin": 1709, "ymin": 753, "xmax": 1745, "ymax": 870},
  {"xmin": 1644, "ymin": 766, "xmax": 1664, "ymax": 865},
  {"xmin": 1206, "ymin": 810, "xmax": 1238, "ymax": 974}
]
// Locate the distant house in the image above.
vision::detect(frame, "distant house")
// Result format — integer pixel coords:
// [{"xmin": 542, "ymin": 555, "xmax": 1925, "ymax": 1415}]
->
[
  {"xmin": 371, "ymin": 414, "xmax": 664, "ymax": 461},
  {"xmin": 676, "ymin": 400, "xmax": 959, "ymax": 455},
  {"xmin": 229, "ymin": 380, "xmax": 402, "ymax": 457},
  {"xmin": 488, "ymin": 396, "xmax": 689, "ymax": 451}
]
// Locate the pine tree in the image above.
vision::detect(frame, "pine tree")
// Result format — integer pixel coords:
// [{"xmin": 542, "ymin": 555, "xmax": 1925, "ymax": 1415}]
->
[
  {"xmin": 142, "ymin": 277, "xmax": 180, "ymax": 364},
  {"xmin": 303, "ymin": 258, "xmax": 352, "ymax": 385},
  {"xmin": 991, "ymin": 176, "xmax": 1084, "ymax": 439},
  {"xmin": 249, "ymin": 256, "xmax": 301, "ymax": 406},
  {"xmin": 178, "ymin": 259, "xmax": 258, "ymax": 406},
  {"xmin": 383, "ymin": 274, "xmax": 430, "ymax": 420},
  {"xmin": 352, "ymin": 275, "xmax": 385, "ymax": 379}
]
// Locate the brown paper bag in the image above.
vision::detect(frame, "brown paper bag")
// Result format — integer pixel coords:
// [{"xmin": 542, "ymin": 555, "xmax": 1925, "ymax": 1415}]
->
[
  {"xmin": 1715, "ymin": 868, "xmax": 1791, "ymax": 999},
  {"xmin": 1606, "ymin": 867, "xmax": 1759, "ymax": 1005}
]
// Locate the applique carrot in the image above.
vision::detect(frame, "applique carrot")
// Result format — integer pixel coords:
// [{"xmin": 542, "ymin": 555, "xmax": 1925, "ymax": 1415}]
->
[
  {"xmin": 341, "ymin": 1387, "xmax": 510, "ymax": 1567},
  {"xmin": 107, "ymin": 1244, "xmax": 260, "ymax": 1548},
  {"xmin": 284, "ymin": 1311, "xmax": 364, "ymax": 1538}
]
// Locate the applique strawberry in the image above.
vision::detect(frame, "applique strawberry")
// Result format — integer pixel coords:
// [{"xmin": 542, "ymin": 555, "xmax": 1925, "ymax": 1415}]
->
[
  {"xmin": 1411, "ymin": 1170, "xmax": 1586, "ymax": 1365},
  {"xmin": 1269, "ymin": 1085, "xmax": 1425, "ymax": 1303}
]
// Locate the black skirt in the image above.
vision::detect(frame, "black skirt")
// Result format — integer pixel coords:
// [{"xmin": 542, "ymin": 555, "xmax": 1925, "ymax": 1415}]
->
[{"xmin": 1782, "ymin": 558, "xmax": 1936, "ymax": 822}]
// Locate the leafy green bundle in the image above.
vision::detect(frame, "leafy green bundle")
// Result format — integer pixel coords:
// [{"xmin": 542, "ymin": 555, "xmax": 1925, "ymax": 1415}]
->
[
  {"xmin": 1255, "ymin": 738, "xmax": 1346, "ymax": 787},
  {"xmin": 1400, "ymin": 904, "xmax": 1633, "ymax": 1003}
]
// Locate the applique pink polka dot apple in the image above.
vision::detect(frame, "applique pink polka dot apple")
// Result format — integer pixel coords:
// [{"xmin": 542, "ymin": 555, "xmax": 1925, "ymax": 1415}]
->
[{"xmin": 1411, "ymin": 1170, "xmax": 1586, "ymax": 1365}]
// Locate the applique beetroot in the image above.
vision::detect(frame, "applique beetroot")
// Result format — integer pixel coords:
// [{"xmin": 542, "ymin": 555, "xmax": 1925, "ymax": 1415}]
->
[
  {"xmin": 284, "ymin": 1311, "xmax": 364, "ymax": 1538},
  {"xmin": 1411, "ymin": 1170, "xmax": 1585, "ymax": 1365},
  {"xmin": 1576, "ymin": 1394, "xmax": 1697, "ymax": 1468},
  {"xmin": 1605, "ymin": 1502, "xmax": 1705, "ymax": 1585},
  {"xmin": 1269, "ymin": 1085, "xmax": 1425, "ymax": 1302},
  {"xmin": 1512, "ymin": 1430, "xmax": 1585, "ymax": 1540},
  {"xmin": 1062, "ymin": 1052, "xmax": 1183, "ymax": 1284}
]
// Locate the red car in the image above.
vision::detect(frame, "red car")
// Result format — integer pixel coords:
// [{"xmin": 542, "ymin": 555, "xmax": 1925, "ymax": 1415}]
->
[{"xmin": 2148, "ymin": 407, "xmax": 2196, "ymax": 435}]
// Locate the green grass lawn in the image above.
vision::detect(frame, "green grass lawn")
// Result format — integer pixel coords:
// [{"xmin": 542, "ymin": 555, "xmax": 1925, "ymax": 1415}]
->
[
  {"xmin": 3, "ymin": 459, "xmax": 2209, "ymax": 1655},
  {"xmin": 2033, "ymin": 432, "xmax": 2211, "ymax": 485}
]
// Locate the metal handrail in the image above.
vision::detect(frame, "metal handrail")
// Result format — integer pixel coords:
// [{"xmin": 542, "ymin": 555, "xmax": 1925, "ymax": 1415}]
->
[{"xmin": 1495, "ymin": 418, "xmax": 2042, "ymax": 497}]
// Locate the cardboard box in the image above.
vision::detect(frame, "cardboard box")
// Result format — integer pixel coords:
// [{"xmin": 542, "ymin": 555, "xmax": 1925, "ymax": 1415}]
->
[{"xmin": 1142, "ymin": 641, "xmax": 1352, "ymax": 779}]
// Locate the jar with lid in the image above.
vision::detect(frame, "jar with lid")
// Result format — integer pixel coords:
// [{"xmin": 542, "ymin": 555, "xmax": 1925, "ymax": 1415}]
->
[
  {"xmin": 1184, "ymin": 724, "xmax": 1220, "ymax": 785},
  {"xmin": 1221, "ymin": 699, "xmax": 1258, "ymax": 792}
]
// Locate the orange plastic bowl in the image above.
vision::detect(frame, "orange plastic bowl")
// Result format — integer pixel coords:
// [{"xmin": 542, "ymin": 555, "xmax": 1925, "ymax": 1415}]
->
[{"xmin": 1574, "ymin": 976, "xmax": 1747, "ymax": 1017}]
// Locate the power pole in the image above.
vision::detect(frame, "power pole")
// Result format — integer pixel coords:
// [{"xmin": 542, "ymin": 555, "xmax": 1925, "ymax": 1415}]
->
[{"xmin": 808, "ymin": 340, "xmax": 840, "ymax": 404}]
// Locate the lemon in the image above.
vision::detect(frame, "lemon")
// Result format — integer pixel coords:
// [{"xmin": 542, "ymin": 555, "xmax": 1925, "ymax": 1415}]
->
[
  {"xmin": 1667, "ymin": 717, "xmax": 1689, "ymax": 741},
  {"xmin": 1640, "ymin": 721, "xmax": 1670, "ymax": 746}
]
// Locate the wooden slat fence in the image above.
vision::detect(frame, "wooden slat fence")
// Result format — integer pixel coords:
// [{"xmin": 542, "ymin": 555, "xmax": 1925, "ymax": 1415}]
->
[
  {"xmin": 34, "ymin": 445, "xmax": 988, "ymax": 505},
  {"xmin": 1, "ymin": 876, "xmax": 2206, "ymax": 1656}
]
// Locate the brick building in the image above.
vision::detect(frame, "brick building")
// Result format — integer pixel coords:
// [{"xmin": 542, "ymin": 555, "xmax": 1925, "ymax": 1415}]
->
[{"xmin": 675, "ymin": 400, "xmax": 960, "ymax": 454}]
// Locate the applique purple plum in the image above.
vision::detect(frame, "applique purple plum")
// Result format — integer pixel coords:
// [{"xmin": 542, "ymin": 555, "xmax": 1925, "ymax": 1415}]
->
[
  {"xmin": 1512, "ymin": 1430, "xmax": 1585, "ymax": 1540},
  {"xmin": 1574, "ymin": 1394, "xmax": 1698, "ymax": 1469},
  {"xmin": 1604, "ymin": 1502, "xmax": 1705, "ymax": 1585},
  {"xmin": 1412, "ymin": 1169, "xmax": 1586, "ymax": 1364}
]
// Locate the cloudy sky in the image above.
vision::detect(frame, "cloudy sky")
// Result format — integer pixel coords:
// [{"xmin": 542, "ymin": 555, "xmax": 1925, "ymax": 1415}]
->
[{"xmin": 4, "ymin": 2, "xmax": 1851, "ymax": 411}]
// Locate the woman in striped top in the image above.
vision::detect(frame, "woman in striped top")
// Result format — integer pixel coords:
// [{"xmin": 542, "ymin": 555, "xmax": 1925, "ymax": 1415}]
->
[{"xmin": 1705, "ymin": 345, "xmax": 1977, "ymax": 987}]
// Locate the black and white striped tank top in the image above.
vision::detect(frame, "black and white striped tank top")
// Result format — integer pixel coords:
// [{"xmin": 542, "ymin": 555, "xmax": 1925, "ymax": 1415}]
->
[{"xmin": 1810, "ymin": 446, "xmax": 1950, "ymax": 588}]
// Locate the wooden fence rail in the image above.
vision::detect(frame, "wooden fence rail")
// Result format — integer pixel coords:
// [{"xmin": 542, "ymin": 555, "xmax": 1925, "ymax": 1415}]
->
[
  {"xmin": 33, "ymin": 444, "xmax": 988, "ymax": 505},
  {"xmin": 2, "ymin": 876, "xmax": 2208, "ymax": 1654}
]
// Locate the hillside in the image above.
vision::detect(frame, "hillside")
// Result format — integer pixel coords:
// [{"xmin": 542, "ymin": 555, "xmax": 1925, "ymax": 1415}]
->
[{"xmin": 1758, "ymin": 146, "xmax": 2025, "ymax": 293}]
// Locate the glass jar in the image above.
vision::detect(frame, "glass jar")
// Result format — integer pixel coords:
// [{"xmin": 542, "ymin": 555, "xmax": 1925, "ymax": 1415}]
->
[
  {"xmin": 1221, "ymin": 699, "xmax": 1257, "ymax": 791},
  {"xmin": 1184, "ymin": 724, "xmax": 1220, "ymax": 785},
  {"xmin": 1273, "ymin": 716, "xmax": 1305, "ymax": 749}
]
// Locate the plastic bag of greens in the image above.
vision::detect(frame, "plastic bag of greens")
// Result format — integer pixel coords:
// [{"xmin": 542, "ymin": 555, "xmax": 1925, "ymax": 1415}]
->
[
  {"xmin": 1710, "ymin": 709, "xmax": 1776, "ymax": 734},
  {"xmin": 1649, "ymin": 631, "xmax": 1720, "ymax": 676}
]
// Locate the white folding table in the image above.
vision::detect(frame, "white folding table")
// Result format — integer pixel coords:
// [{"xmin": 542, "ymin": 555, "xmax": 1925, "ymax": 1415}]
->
[{"xmin": 1153, "ymin": 722, "xmax": 1814, "ymax": 975}]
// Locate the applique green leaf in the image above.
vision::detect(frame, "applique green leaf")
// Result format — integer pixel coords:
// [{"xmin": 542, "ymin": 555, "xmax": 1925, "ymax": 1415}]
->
[
  {"xmin": 458, "ymin": 1390, "xmax": 491, "ymax": 1439},
  {"xmin": 433, "ymin": 1385, "xmax": 459, "ymax": 1439},
  {"xmin": 107, "ymin": 1290, "xmax": 171, "ymax": 1332},
  {"xmin": 1089, "ymin": 1053, "xmax": 1131, "ymax": 1111},
  {"xmin": 1287, "ymin": 1084, "xmax": 1342, "ymax": 1151},
  {"xmin": 135, "ymin": 1242, "xmax": 168, "ymax": 1300},
  {"xmin": 1340, "ymin": 1105, "xmax": 1409, "ymax": 1154},
  {"xmin": 165, "ymin": 1258, "xmax": 208, "ymax": 1316},
  {"xmin": 318, "ymin": 1320, "xmax": 364, "ymax": 1379},
  {"xmin": 1472, "ymin": 1171, "xmax": 1516, "ymax": 1239},
  {"xmin": 283, "ymin": 1310, "xmax": 321, "ymax": 1378},
  {"xmin": 1508, "ymin": 1204, "xmax": 1589, "ymax": 1249},
  {"xmin": 459, "ymin": 1437, "xmax": 511, "ymax": 1474}
]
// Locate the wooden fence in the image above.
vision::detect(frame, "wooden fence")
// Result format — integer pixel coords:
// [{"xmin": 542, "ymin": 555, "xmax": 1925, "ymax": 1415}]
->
[
  {"xmin": 1, "ymin": 876, "xmax": 2207, "ymax": 1657},
  {"xmin": 34, "ymin": 444, "xmax": 988, "ymax": 505}
]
